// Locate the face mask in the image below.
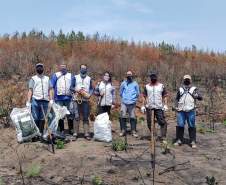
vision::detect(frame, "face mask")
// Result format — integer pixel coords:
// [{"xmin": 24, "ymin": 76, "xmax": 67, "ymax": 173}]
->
[
  {"xmin": 127, "ymin": 76, "xmax": 133, "ymax": 82},
  {"xmin": 80, "ymin": 68, "xmax": 87, "ymax": 75},
  {"xmin": 36, "ymin": 67, "xmax": 44, "ymax": 75},
  {"xmin": 184, "ymin": 79, "xmax": 191, "ymax": 86},
  {"xmin": 104, "ymin": 75, "xmax": 110, "ymax": 82},
  {"xmin": 61, "ymin": 68, "xmax": 67, "ymax": 75},
  {"xmin": 151, "ymin": 78, "xmax": 157, "ymax": 84}
]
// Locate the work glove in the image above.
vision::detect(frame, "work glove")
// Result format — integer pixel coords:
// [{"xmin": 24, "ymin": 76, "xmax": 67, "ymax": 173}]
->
[
  {"xmin": 100, "ymin": 91, "xmax": 105, "ymax": 96},
  {"xmin": 49, "ymin": 99, "xmax": 54, "ymax": 107},
  {"xmin": 163, "ymin": 105, "xmax": 169, "ymax": 111},
  {"xmin": 141, "ymin": 106, "xmax": 146, "ymax": 114},
  {"xmin": 26, "ymin": 101, "xmax": 31, "ymax": 111}
]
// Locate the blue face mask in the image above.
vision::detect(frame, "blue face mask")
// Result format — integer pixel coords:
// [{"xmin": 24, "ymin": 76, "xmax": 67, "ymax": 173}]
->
[
  {"xmin": 61, "ymin": 68, "xmax": 67, "ymax": 75},
  {"xmin": 80, "ymin": 68, "xmax": 87, "ymax": 75}
]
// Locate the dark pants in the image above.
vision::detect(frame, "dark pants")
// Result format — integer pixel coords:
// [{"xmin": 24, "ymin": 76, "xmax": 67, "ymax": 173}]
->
[
  {"xmin": 98, "ymin": 105, "xmax": 111, "ymax": 115},
  {"xmin": 55, "ymin": 100, "xmax": 74, "ymax": 132},
  {"xmin": 146, "ymin": 108, "xmax": 167, "ymax": 138},
  {"xmin": 146, "ymin": 109, "xmax": 166, "ymax": 127}
]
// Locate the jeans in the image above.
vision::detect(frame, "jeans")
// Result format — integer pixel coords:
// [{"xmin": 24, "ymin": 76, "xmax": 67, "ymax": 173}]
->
[
  {"xmin": 31, "ymin": 98, "xmax": 49, "ymax": 122},
  {"xmin": 177, "ymin": 111, "xmax": 196, "ymax": 128},
  {"xmin": 76, "ymin": 101, "xmax": 90, "ymax": 122},
  {"xmin": 120, "ymin": 103, "xmax": 136, "ymax": 119}
]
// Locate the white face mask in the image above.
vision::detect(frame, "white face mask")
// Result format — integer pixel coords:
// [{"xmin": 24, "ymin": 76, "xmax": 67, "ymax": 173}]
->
[{"xmin": 103, "ymin": 75, "xmax": 110, "ymax": 82}]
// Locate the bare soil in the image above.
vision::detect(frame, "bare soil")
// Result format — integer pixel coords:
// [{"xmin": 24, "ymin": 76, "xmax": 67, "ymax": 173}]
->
[{"xmin": 0, "ymin": 115, "xmax": 226, "ymax": 185}]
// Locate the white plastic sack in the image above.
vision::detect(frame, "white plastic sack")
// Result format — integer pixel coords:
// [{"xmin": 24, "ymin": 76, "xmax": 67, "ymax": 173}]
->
[
  {"xmin": 43, "ymin": 103, "xmax": 70, "ymax": 139},
  {"xmin": 10, "ymin": 107, "xmax": 40, "ymax": 143},
  {"xmin": 94, "ymin": 112, "xmax": 112, "ymax": 142}
]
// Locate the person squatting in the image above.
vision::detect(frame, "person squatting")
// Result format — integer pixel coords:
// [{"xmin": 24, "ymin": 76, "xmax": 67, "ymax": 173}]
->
[{"xmin": 27, "ymin": 62, "xmax": 202, "ymax": 148}]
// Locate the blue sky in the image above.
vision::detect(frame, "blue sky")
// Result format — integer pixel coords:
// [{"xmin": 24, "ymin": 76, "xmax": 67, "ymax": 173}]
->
[{"xmin": 0, "ymin": 0, "xmax": 225, "ymax": 52}]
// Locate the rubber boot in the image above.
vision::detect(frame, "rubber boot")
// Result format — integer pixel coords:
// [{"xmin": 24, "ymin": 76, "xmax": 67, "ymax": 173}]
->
[
  {"xmin": 119, "ymin": 118, "xmax": 127, "ymax": 136},
  {"xmin": 84, "ymin": 122, "xmax": 91, "ymax": 140},
  {"xmin": 35, "ymin": 120, "xmax": 40, "ymax": 132},
  {"xmin": 39, "ymin": 120, "xmax": 45, "ymax": 135},
  {"xmin": 189, "ymin": 127, "xmax": 197, "ymax": 148},
  {"xmin": 68, "ymin": 119, "xmax": 74, "ymax": 135},
  {"xmin": 58, "ymin": 119, "xmax": 65, "ymax": 133},
  {"xmin": 160, "ymin": 123, "xmax": 167, "ymax": 141},
  {"xmin": 130, "ymin": 118, "xmax": 138, "ymax": 137},
  {"xmin": 174, "ymin": 126, "xmax": 184, "ymax": 146}
]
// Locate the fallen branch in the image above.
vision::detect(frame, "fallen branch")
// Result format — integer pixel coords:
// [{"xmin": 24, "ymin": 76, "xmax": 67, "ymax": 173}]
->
[{"xmin": 158, "ymin": 161, "xmax": 190, "ymax": 175}]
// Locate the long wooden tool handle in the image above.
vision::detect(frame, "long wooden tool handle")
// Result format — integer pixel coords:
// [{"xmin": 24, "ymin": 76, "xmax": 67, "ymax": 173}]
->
[
  {"xmin": 41, "ymin": 105, "xmax": 55, "ymax": 154},
  {"xmin": 150, "ymin": 109, "xmax": 156, "ymax": 185}
]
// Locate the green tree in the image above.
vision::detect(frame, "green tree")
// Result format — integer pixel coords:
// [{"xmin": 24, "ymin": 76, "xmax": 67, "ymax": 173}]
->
[{"xmin": 57, "ymin": 29, "xmax": 67, "ymax": 48}]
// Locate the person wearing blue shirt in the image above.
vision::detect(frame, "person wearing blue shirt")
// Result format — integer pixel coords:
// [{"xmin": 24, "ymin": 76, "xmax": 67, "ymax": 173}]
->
[
  {"xmin": 50, "ymin": 63, "xmax": 75, "ymax": 135},
  {"xmin": 119, "ymin": 70, "xmax": 140, "ymax": 137}
]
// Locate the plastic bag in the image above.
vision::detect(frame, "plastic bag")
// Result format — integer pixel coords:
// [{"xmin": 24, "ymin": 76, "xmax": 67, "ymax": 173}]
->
[
  {"xmin": 94, "ymin": 113, "xmax": 112, "ymax": 142},
  {"xmin": 68, "ymin": 100, "xmax": 79, "ymax": 119},
  {"xmin": 43, "ymin": 103, "xmax": 70, "ymax": 139},
  {"xmin": 10, "ymin": 107, "xmax": 40, "ymax": 143}
]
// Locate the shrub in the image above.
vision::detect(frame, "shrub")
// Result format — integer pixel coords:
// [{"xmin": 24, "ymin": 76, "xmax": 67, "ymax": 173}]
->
[
  {"xmin": 25, "ymin": 164, "xmax": 41, "ymax": 177},
  {"xmin": 112, "ymin": 138, "xmax": 127, "ymax": 151},
  {"xmin": 205, "ymin": 176, "xmax": 218, "ymax": 185},
  {"xmin": 92, "ymin": 175, "xmax": 103, "ymax": 185},
  {"xmin": 56, "ymin": 139, "xmax": 65, "ymax": 149}
]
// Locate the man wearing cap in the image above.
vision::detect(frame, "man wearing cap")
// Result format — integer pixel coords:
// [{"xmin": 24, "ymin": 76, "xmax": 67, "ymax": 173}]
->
[
  {"xmin": 141, "ymin": 72, "xmax": 168, "ymax": 142},
  {"xmin": 26, "ymin": 63, "xmax": 50, "ymax": 135},
  {"xmin": 119, "ymin": 70, "xmax": 140, "ymax": 137},
  {"xmin": 50, "ymin": 63, "xmax": 75, "ymax": 135},
  {"xmin": 174, "ymin": 75, "xmax": 203, "ymax": 148},
  {"xmin": 73, "ymin": 64, "xmax": 94, "ymax": 140}
]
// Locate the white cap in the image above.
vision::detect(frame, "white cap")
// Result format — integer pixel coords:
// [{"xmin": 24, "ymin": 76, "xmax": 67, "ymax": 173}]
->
[
  {"xmin": 36, "ymin": 63, "xmax": 43, "ymax": 68},
  {"xmin": 183, "ymin": 75, "xmax": 191, "ymax": 80}
]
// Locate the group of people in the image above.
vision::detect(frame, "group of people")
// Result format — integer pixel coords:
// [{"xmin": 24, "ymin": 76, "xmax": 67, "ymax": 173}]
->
[{"xmin": 26, "ymin": 62, "xmax": 202, "ymax": 148}]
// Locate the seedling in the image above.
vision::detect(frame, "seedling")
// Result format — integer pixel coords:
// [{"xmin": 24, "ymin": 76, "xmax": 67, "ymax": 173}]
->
[
  {"xmin": 25, "ymin": 164, "xmax": 41, "ymax": 177},
  {"xmin": 160, "ymin": 140, "xmax": 172, "ymax": 154},
  {"xmin": 92, "ymin": 175, "xmax": 103, "ymax": 185},
  {"xmin": 223, "ymin": 120, "xmax": 226, "ymax": 126},
  {"xmin": 197, "ymin": 126, "xmax": 206, "ymax": 134},
  {"xmin": 206, "ymin": 128, "xmax": 215, "ymax": 133},
  {"xmin": 56, "ymin": 139, "xmax": 65, "ymax": 149},
  {"xmin": 0, "ymin": 177, "xmax": 4, "ymax": 185},
  {"xmin": 138, "ymin": 117, "xmax": 145, "ymax": 124},
  {"xmin": 205, "ymin": 176, "xmax": 218, "ymax": 185},
  {"xmin": 112, "ymin": 138, "xmax": 127, "ymax": 151}
]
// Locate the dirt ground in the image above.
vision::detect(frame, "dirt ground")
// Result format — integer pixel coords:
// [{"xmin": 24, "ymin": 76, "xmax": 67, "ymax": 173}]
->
[{"xmin": 0, "ymin": 114, "xmax": 226, "ymax": 185}]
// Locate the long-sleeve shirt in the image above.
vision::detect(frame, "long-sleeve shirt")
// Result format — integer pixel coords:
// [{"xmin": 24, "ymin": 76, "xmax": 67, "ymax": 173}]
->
[{"xmin": 120, "ymin": 80, "xmax": 140, "ymax": 105}]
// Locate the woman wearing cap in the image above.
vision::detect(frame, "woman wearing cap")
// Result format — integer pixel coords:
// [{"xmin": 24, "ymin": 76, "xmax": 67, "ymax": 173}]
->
[
  {"xmin": 26, "ymin": 63, "xmax": 51, "ymax": 135},
  {"xmin": 94, "ymin": 72, "xmax": 116, "ymax": 116},
  {"xmin": 174, "ymin": 75, "xmax": 203, "ymax": 148}
]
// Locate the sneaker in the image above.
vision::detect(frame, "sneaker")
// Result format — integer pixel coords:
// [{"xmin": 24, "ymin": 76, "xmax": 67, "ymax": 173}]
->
[
  {"xmin": 162, "ymin": 139, "xmax": 168, "ymax": 145},
  {"xmin": 132, "ymin": 131, "xmax": 138, "ymax": 138},
  {"xmin": 191, "ymin": 141, "xmax": 197, "ymax": 148},
  {"xmin": 174, "ymin": 139, "xmax": 182, "ymax": 146},
  {"xmin": 72, "ymin": 133, "xmax": 78, "ymax": 141},
  {"xmin": 119, "ymin": 131, "xmax": 125, "ymax": 137},
  {"xmin": 84, "ymin": 134, "xmax": 91, "ymax": 141}
]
